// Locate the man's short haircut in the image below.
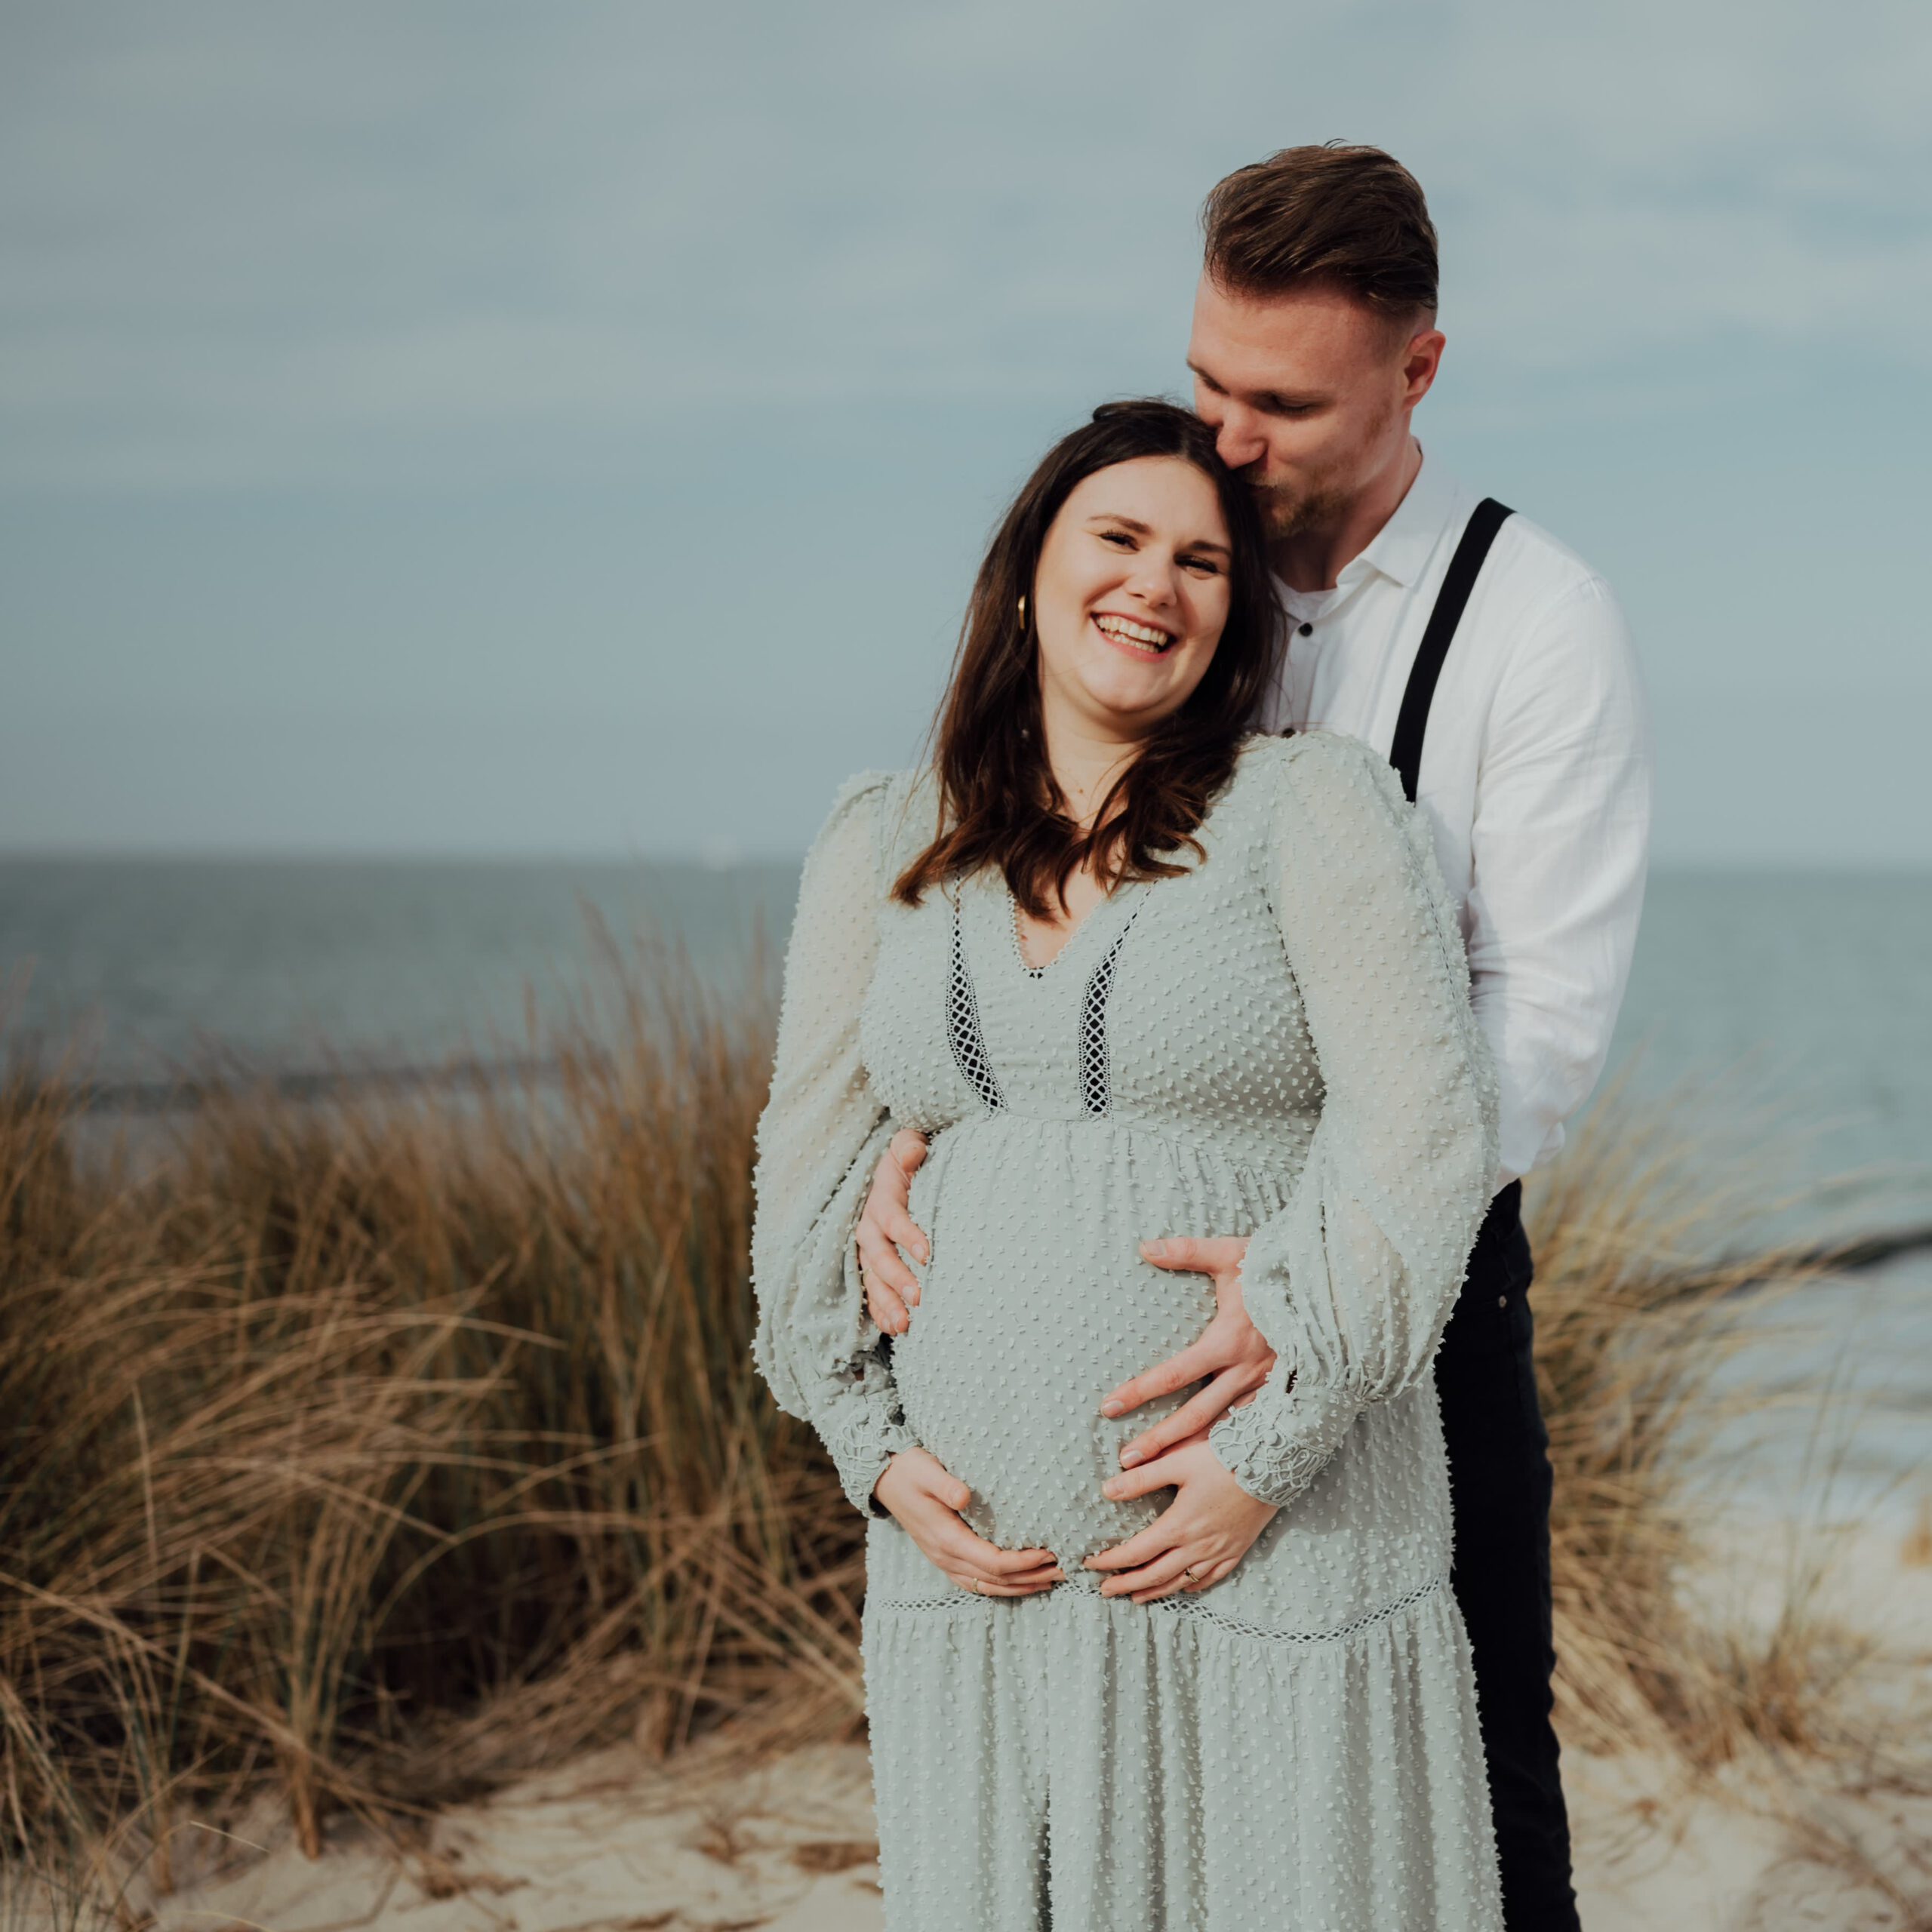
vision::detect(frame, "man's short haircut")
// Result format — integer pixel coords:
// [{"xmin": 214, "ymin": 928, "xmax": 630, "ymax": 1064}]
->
[{"xmin": 1201, "ymin": 142, "xmax": 1438, "ymax": 328}]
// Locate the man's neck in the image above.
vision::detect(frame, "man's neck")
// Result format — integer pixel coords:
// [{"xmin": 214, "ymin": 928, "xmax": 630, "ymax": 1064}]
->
[{"xmin": 1270, "ymin": 435, "xmax": 1423, "ymax": 593}]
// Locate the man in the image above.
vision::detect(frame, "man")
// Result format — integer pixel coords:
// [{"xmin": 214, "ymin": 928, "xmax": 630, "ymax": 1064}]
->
[{"xmin": 855, "ymin": 143, "xmax": 1651, "ymax": 1930}]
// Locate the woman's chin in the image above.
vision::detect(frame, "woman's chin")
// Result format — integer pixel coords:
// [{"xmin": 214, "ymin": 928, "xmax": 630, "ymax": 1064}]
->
[{"xmin": 1071, "ymin": 660, "xmax": 1197, "ymax": 730}]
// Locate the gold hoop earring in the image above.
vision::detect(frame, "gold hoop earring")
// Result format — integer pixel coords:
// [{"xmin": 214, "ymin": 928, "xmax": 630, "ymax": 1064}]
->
[{"xmin": 1017, "ymin": 594, "xmax": 1028, "ymax": 629}]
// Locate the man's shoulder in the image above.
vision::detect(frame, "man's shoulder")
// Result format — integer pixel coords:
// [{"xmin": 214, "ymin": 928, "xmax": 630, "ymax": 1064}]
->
[
  {"xmin": 1450, "ymin": 500, "xmax": 1645, "ymax": 714},
  {"xmin": 1478, "ymin": 503, "xmax": 1620, "ymax": 626}
]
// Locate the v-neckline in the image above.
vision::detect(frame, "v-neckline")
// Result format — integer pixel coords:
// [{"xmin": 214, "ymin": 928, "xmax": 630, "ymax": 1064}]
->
[{"xmin": 1001, "ymin": 872, "xmax": 1148, "ymax": 979}]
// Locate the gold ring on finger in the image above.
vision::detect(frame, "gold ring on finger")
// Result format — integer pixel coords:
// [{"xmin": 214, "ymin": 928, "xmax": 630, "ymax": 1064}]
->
[
  {"xmin": 1183, "ymin": 1565, "xmax": 1201, "ymax": 1583},
  {"xmin": 968, "ymin": 1576, "xmax": 981, "ymax": 1594}
]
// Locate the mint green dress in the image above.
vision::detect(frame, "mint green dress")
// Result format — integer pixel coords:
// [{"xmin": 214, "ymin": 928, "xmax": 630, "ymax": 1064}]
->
[{"xmin": 750, "ymin": 731, "xmax": 1504, "ymax": 1931}]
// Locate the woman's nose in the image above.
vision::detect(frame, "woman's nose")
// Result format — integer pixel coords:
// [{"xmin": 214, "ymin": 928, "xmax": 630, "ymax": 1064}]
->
[{"xmin": 1128, "ymin": 562, "xmax": 1180, "ymax": 608}]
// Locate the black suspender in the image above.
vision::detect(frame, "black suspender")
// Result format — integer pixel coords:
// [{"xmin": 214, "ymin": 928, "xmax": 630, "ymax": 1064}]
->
[{"xmin": 1386, "ymin": 497, "xmax": 1514, "ymax": 803}]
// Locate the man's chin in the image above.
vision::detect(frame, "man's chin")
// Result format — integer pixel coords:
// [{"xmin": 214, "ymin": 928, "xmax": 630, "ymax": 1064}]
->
[{"xmin": 1254, "ymin": 483, "xmax": 1347, "ymax": 543}]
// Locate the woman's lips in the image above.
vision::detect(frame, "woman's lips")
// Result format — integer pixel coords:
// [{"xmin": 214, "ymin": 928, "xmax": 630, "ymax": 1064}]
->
[{"xmin": 1092, "ymin": 612, "xmax": 1176, "ymax": 656}]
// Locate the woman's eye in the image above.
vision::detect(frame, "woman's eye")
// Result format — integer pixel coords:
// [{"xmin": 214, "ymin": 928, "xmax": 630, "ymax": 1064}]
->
[
  {"xmin": 1182, "ymin": 556, "xmax": 1222, "ymax": 575},
  {"xmin": 1100, "ymin": 530, "xmax": 1134, "ymax": 548}
]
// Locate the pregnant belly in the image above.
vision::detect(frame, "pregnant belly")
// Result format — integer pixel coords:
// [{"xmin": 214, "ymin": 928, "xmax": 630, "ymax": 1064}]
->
[{"xmin": 888, "ymin": 1115, "xmax": 1294, "ymax": 1567}]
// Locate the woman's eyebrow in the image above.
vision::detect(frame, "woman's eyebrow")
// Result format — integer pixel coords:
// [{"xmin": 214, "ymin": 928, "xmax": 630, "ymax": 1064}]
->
[{"xmin": 1086, "ymin": 513, "xmax": 1231, "ymax": 556}]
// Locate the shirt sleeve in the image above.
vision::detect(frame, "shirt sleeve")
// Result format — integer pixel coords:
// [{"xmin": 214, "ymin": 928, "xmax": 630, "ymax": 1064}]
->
[
  {"xmin": 749, "ymin": 768, "xmax": 919, "ymax": 1517},
  {"xmin": 1208, "ymin": 732, "xmax": 1501, "ymax": 1510},
  {"xmin": 1466, "ymin": 574, "xmax": 1652, "ymax": 1183}
]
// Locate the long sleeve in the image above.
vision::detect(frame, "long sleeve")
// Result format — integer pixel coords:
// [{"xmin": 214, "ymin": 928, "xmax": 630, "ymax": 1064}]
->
[
  {"xmin": 1465, "ymin": 574, "xmax": 1651, "ymax": 1183},
  {"xmin": 1208, "ymin": 732, "xmax": 1501, "ymax": 1510},
  {"xmin": 749, "ymin": 767, "xmax": 918, "ymax": 1517}
]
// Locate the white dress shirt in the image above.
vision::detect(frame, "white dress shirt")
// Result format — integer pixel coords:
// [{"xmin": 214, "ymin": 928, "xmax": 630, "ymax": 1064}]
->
[{"xmin": 1257, "ymin": 451, "xmax": 1653, "ymax": 1185}]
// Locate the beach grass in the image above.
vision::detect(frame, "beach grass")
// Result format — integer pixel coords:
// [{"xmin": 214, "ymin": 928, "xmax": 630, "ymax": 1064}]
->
[{"xmin": 0, "ymin": 930, "xmax": 1911, "ymax": 1912}]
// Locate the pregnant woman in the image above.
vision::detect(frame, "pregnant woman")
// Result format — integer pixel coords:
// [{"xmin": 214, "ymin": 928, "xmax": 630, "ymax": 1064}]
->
[{"xmin": 749, "ymin": 398, "xmax": 1503, "ymax": 1930}]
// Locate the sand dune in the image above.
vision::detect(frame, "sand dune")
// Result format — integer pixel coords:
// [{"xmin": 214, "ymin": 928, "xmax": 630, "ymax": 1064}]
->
[{"xmin": 89, "ymin": 1518, "xmax": 1928, "ymax": 1932}]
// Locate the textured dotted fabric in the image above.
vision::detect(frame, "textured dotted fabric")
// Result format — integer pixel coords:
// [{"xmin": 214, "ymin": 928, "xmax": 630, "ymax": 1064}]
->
[{"xmin": 749, "ymin": 731, "xmax": 1505, "ymax": 1930}]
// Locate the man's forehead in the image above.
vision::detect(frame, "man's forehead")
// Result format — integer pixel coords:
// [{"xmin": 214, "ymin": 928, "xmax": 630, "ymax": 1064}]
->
[{"xmin": 1190, "ymin": 277, "xmax": 1382, "ymax": 383}]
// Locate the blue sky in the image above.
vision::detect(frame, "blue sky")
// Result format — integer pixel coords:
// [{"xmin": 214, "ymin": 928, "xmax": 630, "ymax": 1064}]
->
[{"xmin": 2, "ymin": 0, "xmax": 1928, "ymax": 864}]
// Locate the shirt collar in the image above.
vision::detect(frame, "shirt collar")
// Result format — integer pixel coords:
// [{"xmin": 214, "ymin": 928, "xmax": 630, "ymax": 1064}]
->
[{"xmin": 1334, "ymin": 445, "xmax": 1463, "ymax": 592}]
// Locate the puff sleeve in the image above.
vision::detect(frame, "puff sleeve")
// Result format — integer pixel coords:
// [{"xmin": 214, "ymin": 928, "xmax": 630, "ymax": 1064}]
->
[
  {"xmin": 749, "ymin": 768, "xmax": 919, "ymax": 1516},
  {"xmin": 1208, "ymin": 733, "xmax": 1501, "ymax": 1509}
]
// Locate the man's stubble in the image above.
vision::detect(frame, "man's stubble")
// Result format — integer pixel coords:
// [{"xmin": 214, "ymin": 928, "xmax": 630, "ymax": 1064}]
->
[{"xmin": 1241, "ymin": 386, "xmax": 1404, "ymax": 547}]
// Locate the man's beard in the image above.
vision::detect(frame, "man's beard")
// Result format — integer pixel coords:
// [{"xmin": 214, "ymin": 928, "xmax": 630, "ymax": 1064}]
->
[{"xmin": 1249, "ymin": 475, "xmax": 1351, "ymax": 542}]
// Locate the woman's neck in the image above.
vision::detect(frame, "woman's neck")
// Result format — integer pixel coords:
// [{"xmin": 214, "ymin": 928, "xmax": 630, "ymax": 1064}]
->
[{"xmin": 1040, "ymin": 705, "xmax": 1147, "ymax": 833}]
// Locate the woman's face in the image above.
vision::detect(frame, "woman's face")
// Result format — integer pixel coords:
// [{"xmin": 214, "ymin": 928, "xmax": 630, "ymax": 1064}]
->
[{"xmin": 1031, "ymin": 455, "xmax": 1235, "ymax": 739}]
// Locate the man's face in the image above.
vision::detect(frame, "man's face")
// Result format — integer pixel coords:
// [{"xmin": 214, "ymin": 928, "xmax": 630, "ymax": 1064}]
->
[{"xmin": 1186, "ymin": 274, "xmax": 1441, "ymax": 543}]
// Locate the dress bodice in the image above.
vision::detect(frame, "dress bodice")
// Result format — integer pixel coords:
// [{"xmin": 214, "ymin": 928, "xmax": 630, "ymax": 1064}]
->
[{"xmin": 861, "ymin": 741, "xmax": 1324, "ymax": 1177}]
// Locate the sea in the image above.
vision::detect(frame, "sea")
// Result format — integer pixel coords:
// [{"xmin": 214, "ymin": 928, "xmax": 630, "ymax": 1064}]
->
[{"xmin": 2, "ymin": 858, "xmax": 1928, "ymax": 1524}]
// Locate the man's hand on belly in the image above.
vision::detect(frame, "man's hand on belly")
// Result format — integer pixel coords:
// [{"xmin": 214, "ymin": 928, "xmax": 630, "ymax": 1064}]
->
[
  {"xmin": 1100, "ymin": 1236, "xmax": 1275, "ymax": 1469},
  {"xmin": 857, "ymin": 1129, "xmax": 931, "ymax": 1336}
]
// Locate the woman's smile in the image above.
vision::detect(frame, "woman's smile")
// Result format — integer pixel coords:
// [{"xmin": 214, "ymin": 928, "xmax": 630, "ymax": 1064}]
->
[{"xmin": 1092, "ymin": 611, "xmax": 1178, "ymax": 657}]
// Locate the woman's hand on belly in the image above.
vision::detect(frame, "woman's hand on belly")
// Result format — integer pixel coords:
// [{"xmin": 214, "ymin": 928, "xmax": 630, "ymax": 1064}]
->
[
  {"xmin": 873, "ymin": 1447, "xmax": 1066, "ymax": 1598},
  {"xmin": 1081, "ymin": 1432, "xmax": 1279, "ymax": 1604}
]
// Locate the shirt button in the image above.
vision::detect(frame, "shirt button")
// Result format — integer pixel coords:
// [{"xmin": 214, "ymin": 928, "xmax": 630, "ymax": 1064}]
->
[
  {"xmin": 1297, "ymin": 622, "xmax": 1313, "ymax": 636},
  {"xmin": 1497, "ymin": 1294, "xmax": 1508, "ymax": 1309}
]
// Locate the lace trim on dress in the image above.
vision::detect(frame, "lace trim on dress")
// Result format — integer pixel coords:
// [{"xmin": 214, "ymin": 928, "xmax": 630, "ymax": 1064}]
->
[
  {"xmin": 1078, "ymin": 905, "xmax": 1142, "ymax": 1116},
  {"xmin": 1206, "ymin": 1371, "xmax": 1361, "ymax": 1509},
  {"xmin": 946, "ymin": 896, "xmax": 1006, "ymax": 1112},
  {"xmin": 867, "ymin": 1572, "xmax": 1450, "ymax": 1646},
  {"xmin": 820, "ymin": 1358, "xmax": 918, "ymax": 1518}
]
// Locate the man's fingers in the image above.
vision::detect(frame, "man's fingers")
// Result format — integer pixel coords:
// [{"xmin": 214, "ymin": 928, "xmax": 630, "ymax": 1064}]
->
[
  {"xmin": 1138, "ymin": 1234, "xmax": 1246, "ymax": 1275},
  {"xmin": 1102, "ymin": 1453, "xmax": 1179, "ymax": 1502},
  {"xmin": 1100, "ymin": 1340, "xmax": 1217, "ymax": 1418},
  {"xmin": 863, "ymin": 1269, "xmax": 909, "ymax": 1334},
  {"xmin": 856, "ymin": 1220, "xmax": 921, "ymax": 1297},
  {"xmin": 1118, "ymin": 1372, "xmax": 1251, "ymax": 1466},
  {"xmin": 878, "ymin": 1197, "xmax": 931, "ymax": 1268}
]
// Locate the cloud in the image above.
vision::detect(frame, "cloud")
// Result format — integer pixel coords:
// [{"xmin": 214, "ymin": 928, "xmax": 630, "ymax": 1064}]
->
[{"xmin": 2, "ymin": 0, "xmax": 1927, "ymax": 489}]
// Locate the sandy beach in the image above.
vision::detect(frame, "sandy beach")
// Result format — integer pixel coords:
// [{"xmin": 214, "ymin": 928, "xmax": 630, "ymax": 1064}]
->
[{"xmin": 68, "ymin": 1514, "xmax": 1927, "ymax": 1932}]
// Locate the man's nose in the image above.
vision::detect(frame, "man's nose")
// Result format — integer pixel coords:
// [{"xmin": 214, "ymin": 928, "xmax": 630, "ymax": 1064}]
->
[{"xmin": 1215, "ymin": 408, "xmax": 1266, "ymax": 471}]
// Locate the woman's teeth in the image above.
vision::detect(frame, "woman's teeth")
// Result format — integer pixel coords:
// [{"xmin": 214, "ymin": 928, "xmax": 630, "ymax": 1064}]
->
[{"xmin": 1094, "ymin": 614, "xmax": 1174, "ymax": 654}]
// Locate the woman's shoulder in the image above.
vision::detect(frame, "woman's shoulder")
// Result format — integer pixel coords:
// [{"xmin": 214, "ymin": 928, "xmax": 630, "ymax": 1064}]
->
[
  {"xmin": 1229, "ymin": 728, "xmax": 1408, "ymax": 819},
  {"xmin": 810, "ymin": 764, "xmax": 942, "ymax": 878}
]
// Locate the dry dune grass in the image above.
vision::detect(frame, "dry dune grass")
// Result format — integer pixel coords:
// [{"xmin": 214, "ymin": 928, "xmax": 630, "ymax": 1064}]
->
[{"xmin": 0, "ymin": 933, "xmax": 1917, "ymax": 1919}]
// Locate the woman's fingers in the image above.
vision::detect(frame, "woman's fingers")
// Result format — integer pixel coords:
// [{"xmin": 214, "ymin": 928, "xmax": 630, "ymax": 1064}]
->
[
  {"xmin": 928, "ymin": 1516, "xmax": 1057, "ymax": 1575},
  {"xmin": 947, "ymin": 1568, "xmax": 1058, "ymax": 1597},
  {"xmin": 1184, "ymin": 1556, "xmax": 1235, "ymax": 1591},
  {"xmin": 1122, "ymin": 1548, "xmax": 1223, "ymax": 1603},
  {"xmin": 1083, "ymin": 1518, "xmax": 1176, "ymax": 1586}
]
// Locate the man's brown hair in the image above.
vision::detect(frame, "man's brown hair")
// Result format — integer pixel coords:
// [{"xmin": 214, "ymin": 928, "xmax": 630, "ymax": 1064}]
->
[{"xmin": 1201, "ymin": 142, "xmax": 1438, "ymax": 324}]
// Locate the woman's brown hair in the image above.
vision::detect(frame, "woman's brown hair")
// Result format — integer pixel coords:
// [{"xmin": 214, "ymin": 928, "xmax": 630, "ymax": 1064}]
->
[{"xmin": 891, "ymin": 398, "xmax": 1277, "ymax": 918}]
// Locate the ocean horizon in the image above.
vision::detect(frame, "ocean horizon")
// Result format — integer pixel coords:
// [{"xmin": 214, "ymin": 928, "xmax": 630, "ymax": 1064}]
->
[{"xmin": 5, "ymin": 853, "xmax": 1927, "ymax": 1521}]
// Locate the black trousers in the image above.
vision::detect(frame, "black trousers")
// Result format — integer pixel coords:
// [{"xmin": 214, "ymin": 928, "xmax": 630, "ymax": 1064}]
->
[{"xmin": 1434, "ymin": 1181, "xmax": 1580, "ymax": 1931}]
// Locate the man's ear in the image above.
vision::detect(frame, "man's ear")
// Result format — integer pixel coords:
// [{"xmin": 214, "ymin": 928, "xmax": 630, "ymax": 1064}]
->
[{"xmin": 1402, "ymin": 327, "xmax": 1446, "ymax": 411}]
